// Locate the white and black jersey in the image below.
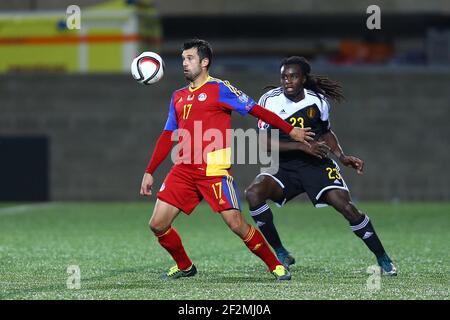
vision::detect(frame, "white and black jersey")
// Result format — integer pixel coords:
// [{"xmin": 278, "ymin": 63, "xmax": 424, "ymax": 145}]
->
[
  {"xmin": 257, "ymin": 87, "xmax": 332, "ymax": 163},
  {"xmin": 255, "ymin": 88, "xmax": 349, "ymax": 208}
]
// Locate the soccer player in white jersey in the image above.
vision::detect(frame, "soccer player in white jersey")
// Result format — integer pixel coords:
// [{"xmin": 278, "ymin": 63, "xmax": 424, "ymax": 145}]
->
[{"xmin": 245, "ymin": 56, "xmax": 397, "ymax": 275}]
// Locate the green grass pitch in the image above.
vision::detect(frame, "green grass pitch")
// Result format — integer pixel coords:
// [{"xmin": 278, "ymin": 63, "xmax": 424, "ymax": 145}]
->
[{"xmin": 0, "ymin": 201, "xmax": 448, "ymax": 299}]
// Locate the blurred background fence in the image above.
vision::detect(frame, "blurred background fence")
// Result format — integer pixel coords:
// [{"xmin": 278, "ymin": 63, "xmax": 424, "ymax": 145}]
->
[{"xmin": 0, "ymin": 0, "xmax": 449, "ymax": 201}]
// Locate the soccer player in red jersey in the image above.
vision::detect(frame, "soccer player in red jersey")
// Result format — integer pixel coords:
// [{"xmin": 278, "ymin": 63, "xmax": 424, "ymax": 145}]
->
[{"xmin": 140, "ymin": 39, "xmax": 314, "ymax": 280}]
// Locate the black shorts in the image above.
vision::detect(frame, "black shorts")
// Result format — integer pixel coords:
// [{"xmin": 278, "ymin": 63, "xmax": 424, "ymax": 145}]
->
[{"xmin": 257, "ymin": 158, "xmax": 349, "ymax": 208}]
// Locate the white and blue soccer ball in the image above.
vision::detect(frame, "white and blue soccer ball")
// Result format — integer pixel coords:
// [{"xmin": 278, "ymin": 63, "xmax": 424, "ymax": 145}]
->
[{"xmin": 131, "ymin": 51, "xmax": 165, "ymax": 85}]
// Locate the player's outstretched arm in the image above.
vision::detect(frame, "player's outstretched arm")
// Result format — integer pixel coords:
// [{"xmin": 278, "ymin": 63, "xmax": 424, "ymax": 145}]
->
[
  {"xmin": 296, "ymin": 140, "xmax": 331, "ymax": 159},
  {"xmin": 289, "ymin": 127, "xmax": 314, "ymax": 146},
  {"xmin": 140, "ymin": 130, "xmax": 173, "ymax": 196},
  {"xmin": 249, "ymin": 104, "xmax": 315, "ymax": 145},
  {"xmin": 321, "ymin": 130, "xmax": 364, "ymax": 174},
  {"xmin": 263, "ymin": 132, "xmax": 330, "ymax": 159}
]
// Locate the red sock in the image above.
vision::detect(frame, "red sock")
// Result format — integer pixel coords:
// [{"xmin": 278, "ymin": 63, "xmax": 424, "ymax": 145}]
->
[
  {"xmin": 156, "ymin": 227, "xmax": 192, "ymax": 270},
  {"xmin": 242, "ymin": 226, "xmax": 280, "ymax": 272}
]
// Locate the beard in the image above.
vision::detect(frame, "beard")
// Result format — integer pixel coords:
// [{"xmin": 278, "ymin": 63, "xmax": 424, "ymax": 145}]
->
[{"xmin": 184, "ymin": 69, "xmax": 201, "ymax": 82}]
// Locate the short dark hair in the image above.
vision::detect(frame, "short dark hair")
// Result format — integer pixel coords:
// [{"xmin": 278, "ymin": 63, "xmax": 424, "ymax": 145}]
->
[{"xmin": 182, "ymin": 39, "xmax": 213, "ymax": 69}]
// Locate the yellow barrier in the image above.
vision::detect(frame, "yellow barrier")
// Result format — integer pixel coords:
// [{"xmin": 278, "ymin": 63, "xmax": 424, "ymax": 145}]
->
[{"xmin": 0, "ymin": 0, "xmax": 161, "ymax": 73}]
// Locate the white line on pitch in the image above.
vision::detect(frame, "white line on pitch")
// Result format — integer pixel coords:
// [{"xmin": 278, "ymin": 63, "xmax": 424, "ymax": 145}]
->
[{"xmin": 0, "ymin": 203, "xmax": 57, "ymax": 216}]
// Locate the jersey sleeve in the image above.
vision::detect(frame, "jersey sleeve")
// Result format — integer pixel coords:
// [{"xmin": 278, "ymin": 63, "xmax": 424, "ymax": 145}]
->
[
  {"xmin": 256, "ymin": 94, "xmax": 271, "ymax": 131},
  {"xmin": 318, "ymin": 98, "xmax": 331, "ymax": 131},
  {"xmin": 163, "ymin": 94, "xmax": 178, "ymax": 131},
  {"xmin": 218, "ymin": 81, "xmax": 256, "ymax": 116}
]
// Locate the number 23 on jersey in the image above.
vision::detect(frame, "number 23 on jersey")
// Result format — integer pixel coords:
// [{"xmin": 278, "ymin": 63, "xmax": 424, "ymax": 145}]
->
[{"xmin": 288, "ymin": 116, "xmax": 304, "ymax": 128}]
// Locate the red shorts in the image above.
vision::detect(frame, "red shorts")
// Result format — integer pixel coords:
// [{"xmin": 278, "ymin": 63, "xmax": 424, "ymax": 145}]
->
[{"xmin": 157, "ymin": 165, "xmax": 241, "ymax": 214}]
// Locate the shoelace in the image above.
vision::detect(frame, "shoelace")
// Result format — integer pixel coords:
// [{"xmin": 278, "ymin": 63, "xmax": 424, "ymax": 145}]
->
[{"xmin": 167, "ymin": 266, "xmax": 180, "ymax": 276}]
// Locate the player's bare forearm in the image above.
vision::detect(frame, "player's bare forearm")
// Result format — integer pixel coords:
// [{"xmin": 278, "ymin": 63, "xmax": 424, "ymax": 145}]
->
[
  {"xmin": 259, "ymin": 132, "xmax": 304, "ymax": 153},
  {"xmin": 263, "ymin": 136, "xmax": 329, "ymax": 159},
  {"xmin": 260, "ymin": 132, "xmax": 303, "ymax": 153},
  {"xmin": 320, "ymin": 130, "xmax": 344, "ymax": 159},
  {"xmin": 321, "ymin": 130, "xmax": 365, "ymax": 174},
  {"xmin": 275, "ymin": 140, "xmax": 304, "ymax": 152}
]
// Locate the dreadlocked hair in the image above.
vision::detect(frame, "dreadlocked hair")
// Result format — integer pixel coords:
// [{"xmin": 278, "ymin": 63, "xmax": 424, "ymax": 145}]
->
[{"xmin": 280, "ymin": 56, "xmax": 345, "ymax": 103}]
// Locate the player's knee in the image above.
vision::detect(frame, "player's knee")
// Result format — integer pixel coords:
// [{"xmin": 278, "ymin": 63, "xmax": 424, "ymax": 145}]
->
[
  {"xmin": 227, "ymin": 216, "xmax": 245, "ymax": 235},
  {"xmin": 245, "ymin": 185, "xmax": 264, "ymax": 206},
  {"xmin": 228, "ymin": 220, "xmax": 242, "ymax": 234},
  {"xmin": 149, "ymin": 218, "xmax": 169, "ymax": 235}
]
